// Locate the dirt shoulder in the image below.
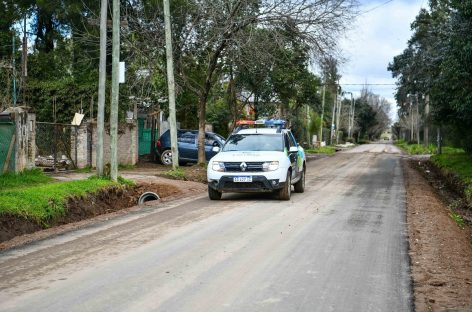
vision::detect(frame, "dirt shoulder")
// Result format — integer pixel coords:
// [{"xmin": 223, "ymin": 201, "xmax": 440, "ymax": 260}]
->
[
  {"xmin": 0, "ymin": 175, "xmax": 206, "ymax": 250},
  {"xmin": 403, "ymin": 159, "xmax": 472, "ymax": 311}
]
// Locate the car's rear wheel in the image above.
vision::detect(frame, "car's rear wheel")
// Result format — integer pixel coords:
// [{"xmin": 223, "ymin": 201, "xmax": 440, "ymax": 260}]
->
[
  {"xmin": 208, "ymin": 185, "xmax": 222, "ymax": 200},
  {"xmin": 294, "ymin": 167, "xmax": 305, "ymax": 193},
  {"xmin": 160, "ymin": 149, "xmax": 172, "ymax": 165},
  {"xmin": 277, "ymin": 171, "xmax": 291, "ymax": 200}
]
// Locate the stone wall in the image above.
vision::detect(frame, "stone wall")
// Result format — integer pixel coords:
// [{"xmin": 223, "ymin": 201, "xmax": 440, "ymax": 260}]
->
[
  {"xmin": 72, "ymin": 121, "xmax": 138, "ymax": 169},
  {"xmin": 2, "ymin": 107, "xmax": 36, "ymax": 173}
]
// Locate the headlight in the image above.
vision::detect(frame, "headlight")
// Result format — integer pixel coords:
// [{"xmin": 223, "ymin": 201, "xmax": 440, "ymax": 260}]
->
[
  {"xmin": 262, "ymin": 161, "xmax": 279, "ymax": 171},
  {"xmin": 212, "ymin": 161, "xmax": 225, "ymax": 172}
]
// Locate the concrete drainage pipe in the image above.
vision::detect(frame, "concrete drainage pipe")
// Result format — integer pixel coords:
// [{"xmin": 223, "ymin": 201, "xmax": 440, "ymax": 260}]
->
[{"xmin": 138, "ymin": 192, "xmax": 160, "ymax": 205}]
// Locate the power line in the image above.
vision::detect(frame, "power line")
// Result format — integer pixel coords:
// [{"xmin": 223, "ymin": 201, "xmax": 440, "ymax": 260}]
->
[
  {"xmin": 359, "ymin": 0, "xmax": 395, "ymax": 15},
  {"xmin": 339, "ymin": 83, "xmax": 396, "ymax": 86}
]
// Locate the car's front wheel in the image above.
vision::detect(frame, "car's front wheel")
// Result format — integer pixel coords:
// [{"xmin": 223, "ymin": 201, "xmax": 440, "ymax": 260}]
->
[
  {"xmin": 294, "ymin": 167, "xmax": 305, "ymax": 193},
  {"xmin": 208, "ymin": 185, "xmax": 222, "ymax": 200},
  {"xmin": 277, "ymin": 171, "xmax": 291, "ymax": 200},
  {"xmin": 160, "ymin": 150, "xmax": 172, "ymax": 165}
]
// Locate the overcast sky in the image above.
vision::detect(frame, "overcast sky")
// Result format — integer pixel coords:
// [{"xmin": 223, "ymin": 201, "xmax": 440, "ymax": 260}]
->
[{"xmin": 339, "ymin": 0, "xmax": 427, "ymax": 118}]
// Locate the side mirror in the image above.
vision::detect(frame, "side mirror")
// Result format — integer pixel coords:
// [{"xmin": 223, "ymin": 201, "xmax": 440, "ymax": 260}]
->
[
  {"xmin": 212, "ymin": 146, "xmax": 220, "ymax": 152},
  {"xmin": 289, "ymin": 146, "xmax": 298, "ymax": 153}
]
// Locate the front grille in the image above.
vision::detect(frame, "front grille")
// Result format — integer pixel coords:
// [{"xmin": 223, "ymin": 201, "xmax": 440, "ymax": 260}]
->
[
  {"xmin": 224, "ymin": 162, "xmax": 264, "ymax": 172},
  {"xmin": 222, "ymin": 181, "xmax": 266, "ymax": 189}
]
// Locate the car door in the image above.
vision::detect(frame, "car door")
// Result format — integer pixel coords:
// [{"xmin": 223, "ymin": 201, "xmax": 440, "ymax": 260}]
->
[
  {"xmin": 178, "ymin": 132, "xmax": 197, "ymax": 161},
  {"xmin": 285, "ymin": 133, "xmax": 299, "ymax": 179},
  {"xmin": 204, "ymin": 133, "xmax": 222, "ymax": 161},
  {"xmin": 288, "ymin": 131, "xmax": 304, "ymax": 173}
]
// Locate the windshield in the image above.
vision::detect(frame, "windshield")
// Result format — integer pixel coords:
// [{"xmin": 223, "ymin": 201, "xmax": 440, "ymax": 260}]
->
[{"xmin": 223, "ymin": 134, "xmax": 283, "ymax": 152}]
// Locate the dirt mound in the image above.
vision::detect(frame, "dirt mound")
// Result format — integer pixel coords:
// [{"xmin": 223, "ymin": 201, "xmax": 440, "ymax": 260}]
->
[
  {"xmin": 0, "ymin": 182, "xmax": 180, "ymax": 244},
  {"xmin": 0, "ymin": 216, "xmax": 42, "ymax": 244}
]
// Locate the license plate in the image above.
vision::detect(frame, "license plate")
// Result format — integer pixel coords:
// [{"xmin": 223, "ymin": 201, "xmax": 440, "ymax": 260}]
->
[{"xmin": 233, "ymin": 176, "xmax": 252, "ymax": 183}]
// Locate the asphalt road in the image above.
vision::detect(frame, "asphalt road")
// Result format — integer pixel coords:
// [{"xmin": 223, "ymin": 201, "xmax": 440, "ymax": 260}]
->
[{"xmin": 0, "ymin": 143, "xmax": 411, "ymax": 312}]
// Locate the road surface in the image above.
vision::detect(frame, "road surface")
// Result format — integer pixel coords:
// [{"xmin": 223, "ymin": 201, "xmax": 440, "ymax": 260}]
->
[{"xmin": 0, "ymin": 143, "xmax": 411, "ymax": 311}]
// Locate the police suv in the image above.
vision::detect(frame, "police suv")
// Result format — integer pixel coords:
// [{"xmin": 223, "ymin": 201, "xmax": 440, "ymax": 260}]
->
[{"xmin": 207, "ymin": 120, "xmax": 306, "ymax": 200}]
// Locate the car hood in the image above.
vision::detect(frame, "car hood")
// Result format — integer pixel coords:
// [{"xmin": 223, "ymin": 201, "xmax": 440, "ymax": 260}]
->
[{"xmin": 211, "ymin": 151, "xmax": 286, "ymax": 162}]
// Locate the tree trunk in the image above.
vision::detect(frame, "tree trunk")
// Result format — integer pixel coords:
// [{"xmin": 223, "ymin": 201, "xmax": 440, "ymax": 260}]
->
[{"xmin": 197, "ymin": 96, "xmax": 207, "ymax": 164}]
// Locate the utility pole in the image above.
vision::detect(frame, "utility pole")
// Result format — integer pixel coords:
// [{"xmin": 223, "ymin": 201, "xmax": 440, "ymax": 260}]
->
[
  {"xmin": 409, "ymin": 96, "xmax": 414, "ymax": 142},
  {"xmin": 351, "ymin": 95, "xmax": 356, "ymax": 142},
  {"xmin": 163, "ymin": 0, "xmax": 179, "ymax": 169},
  {"xmin": 319, "ymin": 84, "xmax": 326, "ymax": 145},
  {"xmin": 424, "ymin": 94, "xmax": 430, "ymax": 146},
  {"xmin": 335, "ymin": 88, "xmax": 342, "ymax": 144},
  {"xmin": 416, "ymin": 95, "xmax": 420, "ymax": 145},
  {"xmin": 12, "ymin": 35, "xmax": 17, "ymax": 107},
  {"xmin": 343, "ymin": 91, "xmax": 353, "ymax": 138},
  {"xmin": 110, "ymin": 0, "xmax": 120, "ymax": 181},
  {"xmin": 330, "ymin": 83, "xmax": 337, "ymax": 145},
  {"xmin": 21, "ymin": 14, "xmax": 27, "ymax": 104},
  {"xmin": 96, "ymin": 0, "xmax": 107, "ymax": 177}
]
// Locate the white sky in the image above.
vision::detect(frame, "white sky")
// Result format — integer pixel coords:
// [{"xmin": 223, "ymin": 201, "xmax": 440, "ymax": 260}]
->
[{"xmin": 339, "ymin": 0, "xmax": 427, "ymax": 119}]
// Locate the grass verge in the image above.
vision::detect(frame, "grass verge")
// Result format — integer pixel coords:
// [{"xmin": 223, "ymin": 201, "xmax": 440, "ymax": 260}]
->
[
  {"xmin": 0, "ymin": 171, "xmax": 129, "ymax": 225},
  {"xmin": 0, "ymin": 169, "xmax": 52, "ymax": 190},
  {"xmin": 395, "ymin": 140, "xmax": 436, "ymax": 155},
  {"xmin": 164, "ymin": 167, "xmax": 186, "ymax": 180},
  {"xmin": 305, "ymin": 146, "xmax": 336, "ymax": 155},
  {"xmin": 431, "ymin": 148, "xmax": 472, "ymax": 207}
]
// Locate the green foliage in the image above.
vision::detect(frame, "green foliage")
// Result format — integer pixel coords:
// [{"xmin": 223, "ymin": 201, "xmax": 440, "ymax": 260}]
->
[
  {"xmin": 449, "ymin": 211, "xmax": 466, "ymax": 229},
  {"xmin": 308, "ymin": 112, "xmax": 322, "ymax": 139},
  {"xmin": 305, "ymin": 146, "xmax": 336, "ymax": 155},
  {"xmin": 117, "ymin": 176, "xmax": 136, "ymax": 187},
  {"xmin": 389, "ymin": 1, "xmax": 472, "ymax": 154},
  {"xmin": 395, "ymin": 140, "xmax": 436, "ymax": 155},
  {"xmin": 207, "ymin": 97, "xmax": 231, "ymax": 137},
  {"xmin": 0, "ymin": 176, "xmax": 119, "ymax": 224},
  {"xmin": 430, "ymin": 149, "xmax": 472, "ymax": 180},
  {"xmin": 164, "ymin": 168, "xmax": 186, "ymax": 180},
  {"xmin": 0, "ymin": 169, "xmax": 52, "ymax": 190},
  {"xmin": 431, "ymin": 147, "xmax": 472, "ymax": 207}
]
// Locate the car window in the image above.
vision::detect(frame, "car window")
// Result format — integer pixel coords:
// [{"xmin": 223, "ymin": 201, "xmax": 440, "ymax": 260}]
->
[
  {"xmin": 223, "ymin": 134, "xmax": 283, "ymax": 152},
  {"xmin": 284, "ymin": 134, "xmax": 291, "ymax": 150},
  {"xmin": 205, "ymin": 134, "xmax": 216, "ymax": 146},
  {"xmin": 287, "ymin": 132, "xmax": 297, "ymax": 148},
  {"xmin": 215, "ymin": 134, "xmax": 226, "ymax": 143},
  {"xmin": 178, "ymin": 132, "xmax": 196, "ymax": 144}
]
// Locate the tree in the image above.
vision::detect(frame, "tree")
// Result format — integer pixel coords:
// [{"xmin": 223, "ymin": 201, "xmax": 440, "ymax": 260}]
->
[
  {"xmin": 126, "ymin": 0, "xmax": 358, "ymax": 163},
  {"xmin": 354, "ymin": 88, "xmax": 391, "ymax": 141},
  {"xmin": 389, "ymin": 0, "xmax": 472, "ymax": 152}
]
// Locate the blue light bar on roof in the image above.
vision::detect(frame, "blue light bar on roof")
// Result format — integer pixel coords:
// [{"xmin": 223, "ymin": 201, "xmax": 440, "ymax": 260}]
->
[{"xmin": 264, "ymin": 119, "xmax": 286, "ymax": 127}]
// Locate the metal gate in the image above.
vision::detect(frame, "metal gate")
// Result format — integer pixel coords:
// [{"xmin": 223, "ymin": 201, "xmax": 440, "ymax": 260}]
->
[
  {"xmin": 0, "ymin": 118, "xmax": 16, "ymax": 173},
  {"xmin": 138, "ymin": 122, "xmax": 152, "ymax": 155},
  {"xmin": 138, "ymin": 117, "xmax": 158, "ymax": 157},
  {"xmin": 35, "ymin": 122, "xmax": 78, "ymax": 170}
]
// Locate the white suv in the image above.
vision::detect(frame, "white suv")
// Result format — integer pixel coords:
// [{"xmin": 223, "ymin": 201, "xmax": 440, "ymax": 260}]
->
[{"xmin": 207, "ymin": 127, "xmax": 306, "ymax": 200}]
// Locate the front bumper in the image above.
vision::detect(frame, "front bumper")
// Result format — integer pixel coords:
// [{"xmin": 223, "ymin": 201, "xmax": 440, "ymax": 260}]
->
[{"xmin": 208, "ymin": 175, "xmax": 285, "ymax": 193}]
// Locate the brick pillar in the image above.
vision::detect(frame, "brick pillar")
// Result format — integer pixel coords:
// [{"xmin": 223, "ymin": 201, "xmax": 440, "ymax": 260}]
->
[
  {"xmin": 71, "ymin": 122, "xmax": 90, "ymax": 169},
  {"xmin": 26, "ymin": 113, "xmax": 36, "ymax": 170}
]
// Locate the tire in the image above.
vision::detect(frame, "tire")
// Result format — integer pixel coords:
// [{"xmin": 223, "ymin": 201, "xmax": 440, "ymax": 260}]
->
[
  {"xmin": 208, "ymin": 185, "xmax": 222, "ymax": 200},
  {"xmin": 277, "ymin": 171, "xmax": 291, "ymax": 200},
  {"xmin": 294, "ymin": 167, "xmax": 305, "ymax": 193},
  {"xmin": 160, "ymin": 150, "xmax": 172, "ymax": 166}
]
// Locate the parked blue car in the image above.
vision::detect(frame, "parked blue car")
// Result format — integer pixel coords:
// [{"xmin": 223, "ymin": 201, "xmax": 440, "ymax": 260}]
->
[{"xmin": 155, "ymin": 129, "xmax": 226, "ymax": 165}]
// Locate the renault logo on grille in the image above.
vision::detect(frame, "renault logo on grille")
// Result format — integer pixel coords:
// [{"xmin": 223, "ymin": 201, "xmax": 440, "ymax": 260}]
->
[{"xmin": 240, "ymin": 162, "xmax": 247, "ymax": 171}]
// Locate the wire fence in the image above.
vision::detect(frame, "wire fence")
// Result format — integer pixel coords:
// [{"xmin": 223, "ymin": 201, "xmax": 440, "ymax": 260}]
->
[{"xmin": 35, "ymin": 122, "xmax": 78, "ymax": 170}]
